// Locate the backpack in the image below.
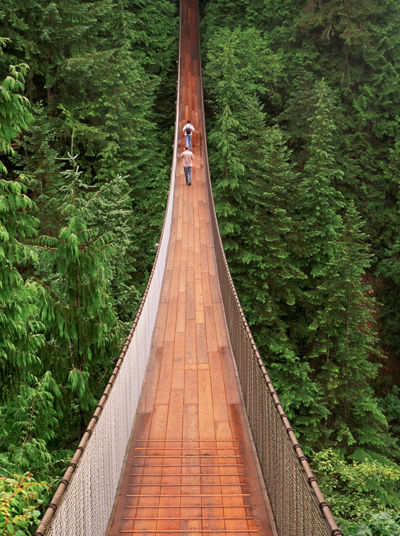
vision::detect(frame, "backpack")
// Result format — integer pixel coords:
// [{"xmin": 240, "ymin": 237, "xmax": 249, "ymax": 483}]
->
[{"xmin": 185, "ymin": 125, "xmax": 192, "ymax": 135}]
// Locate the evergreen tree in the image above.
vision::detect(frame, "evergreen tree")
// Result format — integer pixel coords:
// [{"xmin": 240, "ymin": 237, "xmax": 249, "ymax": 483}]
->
[
  {"xmin": 37, "ymin": 153, "xmax": 121, "ymax": 434},
  {"xmin": 209, "ymin": 104, "xmax": 245, "ymax": 252},
  {"xmin": 0, "ymin": 46, "xmax": 43, "ymax": 397},
  {"xmin": 0, "ymin": 0, "xmax": 179, "ymax": 522},
  {"xmin": 288, "ymin": 81, "xmax": 390, "ymax": 452},
  {"xmin": 204, "ymin": 27, "xmax": 272, "ymax": 259},
  {"xmin": 300, "ymin": 79, "xmax": 345, "ymax": 268},
  {"xmin": 0, "ymin": 371, "xmax": 61, "ymax": 475},
  {"xmin": 15, "ymin": 105, "xmax": 64, "ymax": 236},
  {"xmin": 319, "ymin": 202, "xmax": 390, "ymax": 457},
  {"xmin": 201, "ymin": 0, "xmax": 400, "ymax": 524},
  {"xmin": 0, "ymin": 41, "xmax": 32, "ymax": 171},
  {"xmin": 243, "ymin": 125, "xmax": 321, "ymax": 427}
]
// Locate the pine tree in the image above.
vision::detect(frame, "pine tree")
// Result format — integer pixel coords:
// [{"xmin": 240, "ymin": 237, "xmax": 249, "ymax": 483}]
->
[
  {"xmin": 204, "ymin": 27, "xmax": 271, "ymax": 258},
  {"xmin": 0, "ymin": 45, "xmax": 43, "ymax": 398},
  {"xmin": 37, "ymin": 153, "xmax": 121, "ymax": 434},
  {"xmin": 0, "ymin": 371, "xmax": 61, "ymax": 475},
  {"xmin": 0, "ymin": 41, "xmax": 32, "ymax": 171},
  {"xmin": 290, "ymin": 81, "xmax": 391, "ymax": 452},
  {"xmin": 300, "ymin": 79, "xmax": 345, "ymax": 266},
  {"xmin": 14, "ymin": 105, "xmax": 64, "ymax": 236},
  {"xmin": 243, "ymin": 125, "xmax": 323, "ymax": 429},
  {"xmin": 316, "ymin": 202, "xmax": 391, "ymax": 456}
]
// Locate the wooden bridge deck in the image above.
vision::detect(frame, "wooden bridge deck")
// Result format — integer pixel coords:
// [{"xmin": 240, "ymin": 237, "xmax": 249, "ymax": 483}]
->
[{"xmin": 106, "ymin": 1, "xmax": 274, "ymax": 535}]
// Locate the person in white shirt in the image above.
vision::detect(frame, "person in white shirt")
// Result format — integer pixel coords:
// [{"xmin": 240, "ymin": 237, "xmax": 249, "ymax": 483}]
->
[
  {"xmin": 181, "ymin": 145, "xmax": 194, "ymax": 185},
  {"xmin": 183, "ymin": 120, "xmax": 195, "ymax": 150}
]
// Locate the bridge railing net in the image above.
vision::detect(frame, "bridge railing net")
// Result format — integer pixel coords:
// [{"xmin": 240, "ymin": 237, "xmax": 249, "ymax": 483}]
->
[
  {"xmin": 196, "ymin": 21, "xmax": 341, "ymax": 536},
  {"xmin": 35, "ymin": 27, "xmax": 181, "ymax": 536}
]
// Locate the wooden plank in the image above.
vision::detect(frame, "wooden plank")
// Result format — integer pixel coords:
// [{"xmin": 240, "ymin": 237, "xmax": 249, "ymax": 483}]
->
[
  {"xmin": 185, "ymin": 320, "xmax": 197, "ymax": 366},
  {"xmin": 205, "ymin": 305, "xmax": 219, "ymax": 353},
  {"xmin": 176, "ymin": 290, "xmax": 186, "ymax": 333},
  {"xmin": 194, "ymin": 278, "xmax": 204, "ymax": 323},
  {"xmin": 154, "ymin": 341, "xmax": 174, "ymax": 406},
  {"xmin": 208, "ymin": 351, "xmax": 230, "ymax": 424},
  {"xmin": 195, "ymin": 322, "xmax": 208, "ymax": 365},
  {"xmin": 184, "ymin": 369, "xmax": 198, "ymax": 405},
  {"xmin": 198, "ymin": 368, "xmax": 215, "ymax": 443},
  {"xmin": 182, "ymin": 404, "xmax": 202, "ymax": 536},
  {"xmin": 164, "ymin": 299, "xmax": 178, "ymax": 343},
  {"xmin": 209, "ymin": 274, "xmax": 222, "ymax": 305}
]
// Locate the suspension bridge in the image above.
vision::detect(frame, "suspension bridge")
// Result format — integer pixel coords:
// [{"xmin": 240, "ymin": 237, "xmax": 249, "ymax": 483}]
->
[{"xmin": 35, "ymin": 1, "xmax": 342, "ymax": 535}]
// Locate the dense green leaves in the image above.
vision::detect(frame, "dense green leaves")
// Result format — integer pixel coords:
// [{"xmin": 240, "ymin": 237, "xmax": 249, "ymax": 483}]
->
[
  {"xmin": 0, "ymin": 49, "xmax": 43, "ymax": 395},
  {"xmin": 37, "ymin": 153, "xmax": 122, "ymax": 430},
  {"xmin": 314, "ymin": 449, "xmax": 400, "ymax": 534},
  {"xmin": 349, "ymin": 513, "xmax": 400, "ymax": 536},
  {"xmin": 3, "ymin": 0, "xmax": 400, "ymax": 531},
  {"xmin": 0, "ymin": 472, "xmax": 50, "ymax": 536}
]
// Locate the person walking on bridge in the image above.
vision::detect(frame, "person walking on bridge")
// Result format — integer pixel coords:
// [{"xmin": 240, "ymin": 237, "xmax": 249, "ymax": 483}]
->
[
  {"xmin": 181, "ymin": 145, "xmax": 194, "ymax": 186},
  {"xmin": 183, "ymin": 119, "xmax": 195, "ymax": 149}
]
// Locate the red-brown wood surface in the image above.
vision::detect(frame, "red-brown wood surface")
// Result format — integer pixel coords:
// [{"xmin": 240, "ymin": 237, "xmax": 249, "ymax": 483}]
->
[{"xmin": 107, "ymin": 1, "xmax": 274, "ymax": 534}]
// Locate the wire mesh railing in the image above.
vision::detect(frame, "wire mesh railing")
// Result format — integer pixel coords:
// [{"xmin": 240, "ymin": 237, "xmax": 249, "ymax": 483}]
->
[
  {"xmin": 195, "ymin": 5, "xmax": 342, "ymax": 536},
  {"xmin": 34, "ymin": 18, "xmax": 181, "ymax": 536}
]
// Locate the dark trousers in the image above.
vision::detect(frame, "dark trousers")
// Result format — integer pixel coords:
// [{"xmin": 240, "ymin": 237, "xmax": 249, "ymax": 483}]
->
[{"xmin": 184, "ymin": 166, "xmax": 192, "ymax": 184}]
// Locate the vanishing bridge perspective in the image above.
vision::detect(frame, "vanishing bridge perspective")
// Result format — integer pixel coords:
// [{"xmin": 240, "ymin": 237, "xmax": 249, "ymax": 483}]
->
[{"xmin": 35, "ymin": 2, "xmax": 342, "ymax": 535}]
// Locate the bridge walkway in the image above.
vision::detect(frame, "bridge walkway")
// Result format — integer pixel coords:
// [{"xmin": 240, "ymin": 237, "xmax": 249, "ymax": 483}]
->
[{"xmin": 106, "ymin": 1, "xmax": 274, "ymax": 534}]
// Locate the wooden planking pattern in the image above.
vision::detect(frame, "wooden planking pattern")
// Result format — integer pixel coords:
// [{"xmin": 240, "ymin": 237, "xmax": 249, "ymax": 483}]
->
[{"xmin": 107, "ymin": 1, "xmax": 274, "ymax": 535}]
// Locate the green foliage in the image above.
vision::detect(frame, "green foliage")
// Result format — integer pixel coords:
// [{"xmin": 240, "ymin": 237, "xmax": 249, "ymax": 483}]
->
[
  {"xmin": 0, "ymin": 472, "xmax": 50, "ymax": 536},
  {"xmin": 0, "ymin": 0, "xmax": 178, "ymax": 529},
  {"xmin": 239, "ymin": 124, "xmax": 321, "ymax": 427},
  {"xmin": 37, "ymin": 153, "xmax": 122, "ymax": 430},
  {"xmin": 317, "ymin": 202, "xmax": 388, "ymax": 455},
  {"xmin": 349, "ymin": 513, "xmax": 400, "ymax": 536},
  {"xmin": 0, "ymin": 47, "xmax": 44, "ymax": 397},
  {"xmin": 314, "ymin": 449, "xmax": 400, "ymax": 533},
  {"xmin": 299, "ymin": 78, "xmax": 344, "ymax": 269},
  {"xmin": 0, "ymin": 372, "xmax": 61, "ymax": 476},
  {"xmin": 0, "ymin": 40, "xmax": 32, "ymax": 173},
  {"xmin": 379, "ymin": 386, "xmax": 400, "ymax": 440},
  {"xmin": 14, "ymin": 104, "xmax": 64, "ymax": 236},
  {"xmin": 0, "ymin": 0, "xmax": 177, "ymax": 295}
]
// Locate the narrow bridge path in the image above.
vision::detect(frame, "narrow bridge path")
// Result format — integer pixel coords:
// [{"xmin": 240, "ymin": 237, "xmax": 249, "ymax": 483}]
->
[{"xmin": 106, "ymin": 1, "xmax": 274, "ymax": 534}]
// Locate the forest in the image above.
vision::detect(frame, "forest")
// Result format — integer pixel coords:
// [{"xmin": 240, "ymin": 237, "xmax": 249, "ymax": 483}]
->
[{"xmin": 1, "ymin": 0, "xmax": 400, "ymax": 534}]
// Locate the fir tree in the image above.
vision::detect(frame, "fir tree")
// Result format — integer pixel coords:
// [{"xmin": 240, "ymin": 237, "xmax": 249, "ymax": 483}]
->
[
  {"xmin": 0, "ymin": 45, "xmax": 43, "ymax": 397},
  {"xmin": 319, "ymin": 202, "xmax": 390, "ymax": 457},
  {"xmin": 204, "ymin": 27, "xmax": 270, "ymax": 258},
  {"xmin": 37, "ymin": 153, "xmax": 121, "ymax": 434},
  {"xmin": 300, "ymin": 79, "xmax": 345, "ymax": 268},
  {"xmin": 15, "ymin": 105, "xmax": 64, "ymax": 236},
  {"xmin": 243, "ymin": 125, "xmax": 322, "ymax": 428},
  {"xmin": 0, "ymin": 371, "xmax": 61, "ymax": 475}
]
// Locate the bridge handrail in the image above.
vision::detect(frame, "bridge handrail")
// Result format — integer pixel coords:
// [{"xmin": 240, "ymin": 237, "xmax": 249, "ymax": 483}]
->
[
  {"xmin": 195, "ymin": 9, "xmax": 342, "ymax": 536},
  {"xmin": 34, "ymin": 11, "xmax": 182, "ymax": 536}
]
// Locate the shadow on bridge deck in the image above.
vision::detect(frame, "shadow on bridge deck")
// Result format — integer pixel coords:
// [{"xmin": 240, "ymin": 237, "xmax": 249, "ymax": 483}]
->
[{"xmin": 106, "ymin": 1, "xmax": 275, "ymax": 535}]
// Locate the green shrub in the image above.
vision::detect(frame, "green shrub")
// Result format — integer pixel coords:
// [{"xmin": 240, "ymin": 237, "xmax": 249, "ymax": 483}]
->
[
  {"xmin": 313, "ymin": 449, "xmax": 400, "ymax": 533},
  {"xmin": 0, "ymin": 472, "xmax": 50, "ymax": 536},
  {"xmin": 349, "ymin": 512, "xmax": 400, "ymax": 536}
]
